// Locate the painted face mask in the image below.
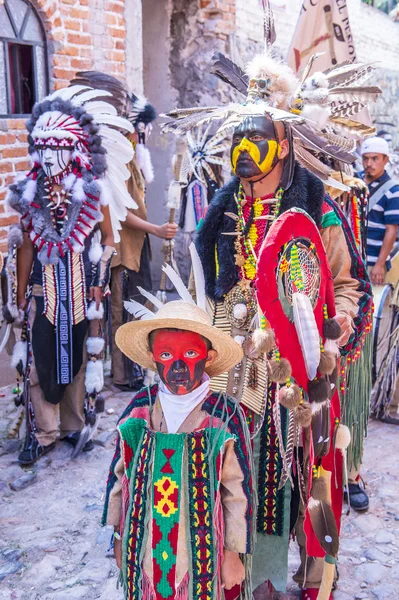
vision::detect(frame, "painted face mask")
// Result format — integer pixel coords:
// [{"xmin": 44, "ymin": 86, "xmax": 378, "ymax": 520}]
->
[
  {"xmin": 35, "ymin": 140, "xmax": 74, "ymax": 178},
  {"xmin": 152, "ymin": 329, "xmax": 209, "ymax": 395},
  {"xmin": 231, "ymin": 116, "xmax": 281, "ymax": 179}
]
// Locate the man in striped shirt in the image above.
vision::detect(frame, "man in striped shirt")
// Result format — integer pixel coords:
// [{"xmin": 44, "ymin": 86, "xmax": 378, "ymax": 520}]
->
[{"xmin": 361, "ymin": 137, "xmax": 399, "ymax": 285}]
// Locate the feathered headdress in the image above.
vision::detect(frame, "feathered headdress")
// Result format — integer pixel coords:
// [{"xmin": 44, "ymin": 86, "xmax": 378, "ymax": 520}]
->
[
  {"xmin": 162, "ymin": 1, "xmax": 381, "ymax": 189},
  {"xmin": 26, "ymin": 85, "xmax": 137, "ymax": 243},
  {"xmin": 178, "ymin": 124, "xmax": 229, "ymax": 186}
]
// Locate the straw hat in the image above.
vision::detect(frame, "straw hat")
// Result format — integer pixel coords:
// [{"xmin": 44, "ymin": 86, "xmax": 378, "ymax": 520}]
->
[{"xmin": 115, "ymin": 300, "xmax": 243, "ymax": 378}]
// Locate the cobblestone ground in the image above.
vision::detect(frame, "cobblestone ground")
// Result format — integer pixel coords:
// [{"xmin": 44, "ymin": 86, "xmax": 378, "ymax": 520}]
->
[{"xmin": 0, "ymin": 377, "xmax": 398, "ymax": 600}]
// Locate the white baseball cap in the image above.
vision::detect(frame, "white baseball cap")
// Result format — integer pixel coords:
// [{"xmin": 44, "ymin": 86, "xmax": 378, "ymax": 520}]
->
[{"xmin": 360, "ymin": 137, "xmax": 390, "ymax": 156}]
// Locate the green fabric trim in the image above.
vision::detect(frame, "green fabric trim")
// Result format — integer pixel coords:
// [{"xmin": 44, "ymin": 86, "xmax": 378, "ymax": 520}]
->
[
  {"xmin": 325, "ymin": 554, "xmax": 337, "ymax": 565},
  {"xmin": 321, "ymin": 211, "xmax": 342, "ymax": 229}
]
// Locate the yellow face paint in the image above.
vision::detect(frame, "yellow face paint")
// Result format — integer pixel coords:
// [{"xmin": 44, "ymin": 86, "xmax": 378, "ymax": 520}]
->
[{"xmin": 231, "ymin": 137, "xmax": 281, "ymax": 175}]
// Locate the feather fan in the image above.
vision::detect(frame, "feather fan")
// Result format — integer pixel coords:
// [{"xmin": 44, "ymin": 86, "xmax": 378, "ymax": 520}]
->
[
  {"xmin": 124, "ymin": 300, "xmax": 155, "ymax": 320},
  {"xmin": 292, "ymin": 291, "xmax": 320, "ymax": 381}
]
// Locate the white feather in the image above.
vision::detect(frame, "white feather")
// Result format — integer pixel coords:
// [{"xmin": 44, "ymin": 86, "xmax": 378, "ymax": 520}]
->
[
  {"xmin": 83, "ymin": 101, "xmax": 117, "ymax": 116},
  {"xmin": 88, "ymin": 242, "xmax": 103, "ymax": 264},
  {"xmin": 124, "ymin": 300, "xmax": 155, "ymax": 320},
  {"xmin": 162, "ymin": 263, "xmax": 195, "ymax": 304},
  {"xmin": 48, "ymin": 85, "xmax": 90, "ymax": 101},
  {"xmin": 71, "ymin": 89, "xmax": 113, "ymax": 105},
  {"xmin": 292, "ymin": 292, "xmax": 320, "ymax": 380},
  {"xmin": 136, "ymin": 287, "xmax": 163, "ymax": 311},
  {"xmin": 93, "ymin": 114, "xmax": 134, "ymax": 133},
  {"xmin": 189, "ymin": 243, "xmax": 206, "ymax": 311},
  {"xmin": 135, "ymin": 144, "xmax": 154, "ymax": 183}
]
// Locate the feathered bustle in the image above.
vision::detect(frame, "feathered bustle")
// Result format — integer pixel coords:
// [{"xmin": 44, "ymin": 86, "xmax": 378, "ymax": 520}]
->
[
  {"xmin": 269, "ymin": 357, "xmax": 292, "ymax": 383},
  {"xmin": 308, "ymin": 377, "xmax": 330, "ymax": 403},
  {"xmin": 278, "ymin": 384, "xmax": 301, "ymax": 410}
]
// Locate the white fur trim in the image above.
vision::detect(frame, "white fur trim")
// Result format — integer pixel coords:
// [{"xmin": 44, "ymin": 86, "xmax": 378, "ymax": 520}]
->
[
  {"xmin": 246, "ymin": 52, "xmax": 298, "ymax": 109},
  {"xmin": 72, "ymin": 176, "xmax": 86, "ymax": 202},
  {"xmin": 86, "ymin": 336, "xmax": 105, "ymax": 355},
  {"xmin": 301, "ymin": 105, "xmax": 330, "ymax": 128},
  {"xmin": 135, "ymin": 144, "xmax": 154, "ymax": 183},
  {"xmin": 63, "ymin": 172, "xmax": 76, "ymax": 191},
  {"xmin": 85, "ymin": 359, "xmax": 104, "ymax": 393},
  {"xmin": 86, "ymin": 301, "xmax": 104, "ymax": 320},
  {"xmin": 21, "ymin": 178, "xmax": 38, "ymax": 203},
  {"xmin": 11, "ymin": 340, "xmax": 27, "ymax": 370},
  {"xmin": 97, "ymin": 179, "xmax": 112, "ymax": 207},
  {"xmin": 88, "ymin": 242, "xmax": 103, "ymax": 264}
]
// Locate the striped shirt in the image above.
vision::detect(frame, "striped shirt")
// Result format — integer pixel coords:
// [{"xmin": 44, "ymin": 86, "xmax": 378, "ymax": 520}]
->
[{"xmin": 367, "ymin": 171, "xmax": 399, "ymax": 269}]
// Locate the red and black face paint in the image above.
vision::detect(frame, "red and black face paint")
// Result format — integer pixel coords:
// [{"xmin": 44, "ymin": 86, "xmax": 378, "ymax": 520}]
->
[{"xmin": 151, "ymin": 329, "xmax": 209, "ymax": 395}]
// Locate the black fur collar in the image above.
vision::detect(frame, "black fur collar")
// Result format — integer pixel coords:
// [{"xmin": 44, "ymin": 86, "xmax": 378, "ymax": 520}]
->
[{"xmin": 196, "ymin": 163, "xmax": 325, "ymax": 301}]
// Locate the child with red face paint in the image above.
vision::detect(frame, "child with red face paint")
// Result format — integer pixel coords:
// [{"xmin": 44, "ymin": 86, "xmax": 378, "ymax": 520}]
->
[{"xmin": 102, "ymin": 297, "xmax": 255, "ymax": 600}]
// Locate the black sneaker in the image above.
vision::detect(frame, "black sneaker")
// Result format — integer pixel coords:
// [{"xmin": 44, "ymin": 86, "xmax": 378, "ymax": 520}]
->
[
  {"xmin": 18, "ymin": 437, "xmax": 55, "ymax": 465},
  {"xmin": 63, "ymin": 432, "xmax": 94, "ymax": 452},
  {"xmin": 345, "ymin": 482, "xmax": 369, "ymax": 511}
]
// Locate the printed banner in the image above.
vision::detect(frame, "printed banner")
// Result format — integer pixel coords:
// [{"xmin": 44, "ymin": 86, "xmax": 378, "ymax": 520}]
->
[{"xmin": 287, "ymin": 0, "xmax": 357, "ymax": 74}]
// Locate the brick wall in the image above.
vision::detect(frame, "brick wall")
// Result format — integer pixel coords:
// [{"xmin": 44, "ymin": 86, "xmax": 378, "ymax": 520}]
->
[{"xmin": 0, "ymin": 0, "xmax": 135, "ymax": 252}]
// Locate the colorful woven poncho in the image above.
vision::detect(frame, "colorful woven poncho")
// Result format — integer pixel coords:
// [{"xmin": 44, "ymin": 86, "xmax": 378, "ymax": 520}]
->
[{"xmin": 102, "ymin": 386, "xmax": 255, "ymax": 600}]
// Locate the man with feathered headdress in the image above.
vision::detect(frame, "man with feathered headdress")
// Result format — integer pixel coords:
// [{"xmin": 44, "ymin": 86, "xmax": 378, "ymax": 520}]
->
[
  {"xmin": 162, "ymin": 3, "xmax": 378, "ymax": 598},
  {"xmin": 71, "ymin": 72, "xmax": 178, "ymax": 392},
  {"xmin": 5, "ymin": 84, "xmax": 137, "ymax": 464}
]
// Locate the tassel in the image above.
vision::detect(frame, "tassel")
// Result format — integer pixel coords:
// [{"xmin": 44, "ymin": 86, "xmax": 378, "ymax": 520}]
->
[
  {"xmin": 323, "ymin": 318, "xmax": 341, "ymax": 340},
  {"xmin": 269, "ymin": 357, "xmax": 292, "ymax": 383},
  {"xmin": 318, "ymin": 350, "xmax": 336, "ymax": 375},
  {"xmin": 311, "ymin": 476, "xmax": 329, "ymax": 503},
  {"xmin": 278, "ymin": 383, "xmax": 301, "ymax": 410},
  {"xmin": 243, "ymin": 327, "xmax": 275, "ymax": 358}
]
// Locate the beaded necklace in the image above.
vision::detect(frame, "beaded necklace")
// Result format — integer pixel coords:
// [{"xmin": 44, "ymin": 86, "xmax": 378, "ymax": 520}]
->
[{"xmin": 234, "ymin": 183, "xmax": 284, "ymax": 284}]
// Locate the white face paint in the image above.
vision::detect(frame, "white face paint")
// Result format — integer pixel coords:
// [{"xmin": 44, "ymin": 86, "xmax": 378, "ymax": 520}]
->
[{"xmin": 36, "ymin": 145, "xmax": 73, "ymax": 177}]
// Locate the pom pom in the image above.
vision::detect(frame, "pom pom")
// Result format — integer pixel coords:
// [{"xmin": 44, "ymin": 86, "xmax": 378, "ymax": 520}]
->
[
  {"xmin": 88, "ymin": 242, "xmax": 103, "ymax": 264},
  {"xmin": 243, "ymin": 328, "xmax": 275, "ymax": 358},
  {"xmin": 234, "ymin": 335, "xmax": 246, "ymax": 346},
  {"xmin": 233, "ymin": 303, "xmax": 248, "ymax": 320},
  {"xmin": 252, "ymin": 327, "xmax": 275, "ymax": 354},
  {"xmin": 86, "ymin": 336, "xmax": 105, "ymax": 355},
  {"xmin": 323, "ymin": 318, "xmax": 341, "ymax": 341},
  {"xmin": 335, "ymin": 424, "xmax": 351, "ymax": 451},
  {"xmin": 278, "ymin": 384, "xmax": 301, "ymax": 410},
  {"xmin": 11, "ymin": 340, "xmax": 27, "ymax": 370},
  {"xmin": 311, "ymin": 476, "xmax": 329, "ymax": 502},
  {"xmin": 85, "ymin": 359, "xmax": 104, "ymax": 394},
  {"xmin": 295, "ymin": 402, "xmax": 312, "ymax": 428},
  {"xmin": 308, "ymin": 377, "xmax": 330, "ymax": 403},
  {"xmin": 86, "ymin": 301, "xmax": 104, "ymax": 321},
  {"xmin": 318, "ymin": 350, "xmax": 336, "ymax": 375},
  {"xmin": 269, "ymin": 357, "xmax": 292, "ymax": 383}
]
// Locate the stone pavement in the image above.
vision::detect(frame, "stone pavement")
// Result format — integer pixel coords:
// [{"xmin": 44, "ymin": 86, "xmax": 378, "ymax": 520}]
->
[{"xmin": 0, "ymin": 378, "xmax": 398, "ymax": 600}]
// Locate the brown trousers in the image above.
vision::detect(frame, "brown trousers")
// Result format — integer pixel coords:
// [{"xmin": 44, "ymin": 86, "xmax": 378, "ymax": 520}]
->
[
  {"xmin": 30, "ymin": 297, "xmax": 85, "ymax": 446},
  {"xmin": 110, "ymin": 265, "xmax": 126, "ymax": 386}
]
